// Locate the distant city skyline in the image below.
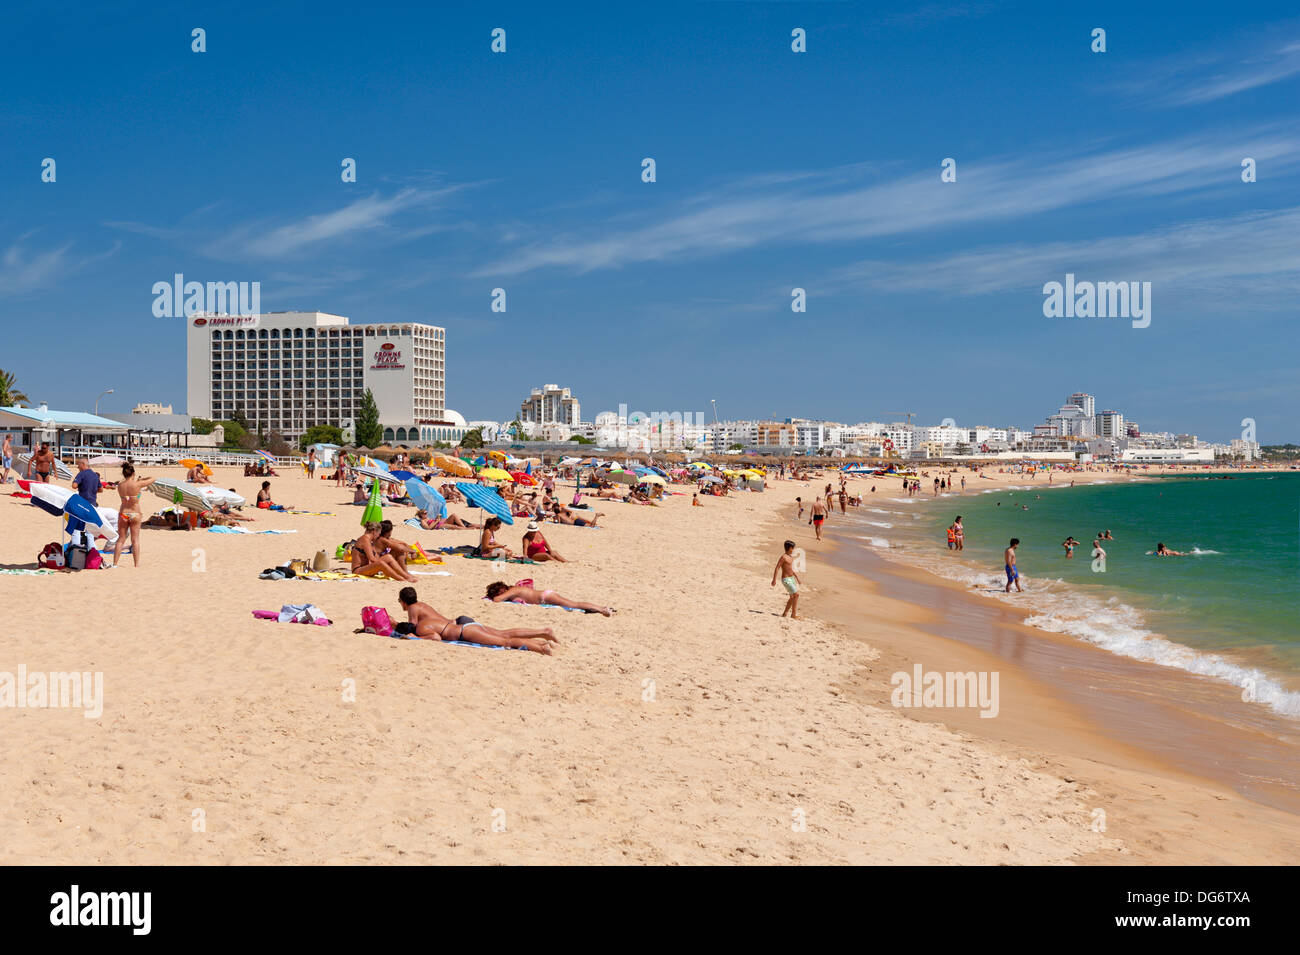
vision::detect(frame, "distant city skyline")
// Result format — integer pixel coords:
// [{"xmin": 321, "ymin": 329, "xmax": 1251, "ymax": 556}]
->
[{"xmin": 2, "ymin": 3, "xmax": 1297, "ymax": 444}]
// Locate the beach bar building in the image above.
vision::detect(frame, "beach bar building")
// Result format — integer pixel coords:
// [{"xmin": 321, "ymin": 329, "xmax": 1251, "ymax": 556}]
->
[{"xmin": 0, "ymin": 404, "xmax": 130, "ymax": 452}]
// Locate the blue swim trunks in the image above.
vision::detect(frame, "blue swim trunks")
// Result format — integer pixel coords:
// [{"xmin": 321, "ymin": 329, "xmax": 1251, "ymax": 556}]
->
[{"xmin": 1005, "ymin": 564, "xmax": 1019, "ymax": 581}]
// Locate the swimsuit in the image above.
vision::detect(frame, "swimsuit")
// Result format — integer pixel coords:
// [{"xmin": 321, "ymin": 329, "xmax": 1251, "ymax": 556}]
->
[
  {"xmin": 527, "ymin": 541, "xmax": 549, "ymax": 558},
  {"xmin": 782, "ymin": 576, "xmax": 799, "ymax": 595},
  {"xmin": 1005, "ymin": 563, "xmax": 1018, "ymax": 581},
  {"xmin": 540, "ymin": 590, "xmax": 559, "ymax": 605}
]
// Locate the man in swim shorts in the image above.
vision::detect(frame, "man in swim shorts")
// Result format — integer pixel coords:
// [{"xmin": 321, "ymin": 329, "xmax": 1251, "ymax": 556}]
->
[
  {"xmin": 771, "ymin": 540, "xmax": 802, "ymax": 619},
  {"xmin": 1004, "ymin": 538, "xmax": 1022, "ymax": 593},
  {"xmin": 29, "ymin": 442, "xmax": 55, "ymax": 483},
  {"xmin": 1, "ymin": 434, "xmax": 12, "ymax": 483},
  {"xmin": 810, "ymin": 497, "xmax": 826, "ymax": 541},
  {"xmin": 397, "ymin": 587, "xmax": 556, "ymax": 653}
]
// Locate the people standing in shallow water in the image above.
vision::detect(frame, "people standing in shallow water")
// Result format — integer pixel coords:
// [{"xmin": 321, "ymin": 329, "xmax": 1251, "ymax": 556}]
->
[{"xmin": 1004, "ymin": 538, "xmax": 1023, "ymax": 593}]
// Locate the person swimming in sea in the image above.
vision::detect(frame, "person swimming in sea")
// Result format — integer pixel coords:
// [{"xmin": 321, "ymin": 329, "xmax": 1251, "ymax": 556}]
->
[
  {"xmin": 1155, "ymin": 542, "xmax": 1186, "ymax": 556},
  {"xmin": 1062, "ymin": 536, "xmax": 1079, "ymax": 558}
]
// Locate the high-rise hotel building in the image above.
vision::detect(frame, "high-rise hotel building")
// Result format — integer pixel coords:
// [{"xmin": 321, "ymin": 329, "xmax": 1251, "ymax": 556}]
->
[{"xmin": 186, "ymin": 311, "xmax": 464, "ymax": 444}]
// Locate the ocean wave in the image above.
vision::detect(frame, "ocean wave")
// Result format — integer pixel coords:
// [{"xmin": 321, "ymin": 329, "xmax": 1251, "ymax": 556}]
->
[{"xmin": 874, "ymin": 544, "xmax": 1300, "ymax": 719}]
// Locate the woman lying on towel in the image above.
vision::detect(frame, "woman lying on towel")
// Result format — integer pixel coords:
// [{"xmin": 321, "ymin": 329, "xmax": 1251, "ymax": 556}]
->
[
  {"xmin": 397, "ymin": 587, "xmax": 556, "ymax": 654},
  {"xmin": 414, "ymin": 508, "xmax": 481, "ymax": 530},
  {"xmin": 485, "ymin": 581, "xmax": 611, "ymax": 616}
]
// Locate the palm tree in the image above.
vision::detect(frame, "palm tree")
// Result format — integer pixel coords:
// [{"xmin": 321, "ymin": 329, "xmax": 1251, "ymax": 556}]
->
[{"xmin": 0, "ymin": 369, "xmax": 29, "ymax": 407}]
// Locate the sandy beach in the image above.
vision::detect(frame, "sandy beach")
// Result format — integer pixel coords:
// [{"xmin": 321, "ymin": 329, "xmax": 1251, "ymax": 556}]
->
[{"xmin": 1, "ymin": 463, "xmax": 1296, "ymax": 864}]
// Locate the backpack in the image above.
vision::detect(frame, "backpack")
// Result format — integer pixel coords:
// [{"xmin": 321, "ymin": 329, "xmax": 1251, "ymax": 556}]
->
[{"xmin": 360, "ymin": 606, "xmax": 393, "ymax": 636}]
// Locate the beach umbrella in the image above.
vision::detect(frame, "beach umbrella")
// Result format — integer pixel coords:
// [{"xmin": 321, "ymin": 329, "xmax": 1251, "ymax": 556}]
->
[
  {"xmin": 560, "ymin": 456, "xmax": 581, "ymax": 467},
  {"xmin": 479, "ymin": 467, "xmax": 513, "ymax": 482},
  {"xmin": 89, "ymin": 454, "xmax": 124, "ymax": 467},
  {"xmin": 361, "ymin": 479, "xmax": 383, "ymax": 527},
  {"xmin": 433, "ymin": 454, "xmax": 473, "ymax": 477},
  {"xmin": 28, "ymin": 482, "xmax": 72, "ymax": 518},
  {"xmin": 456, "ymin": 482, "xmax": 514, "ymax": 525},
  {"xmin": 698, "ymin": 475, "xmax": 724, "ymax": 485},
  {"xmin": 510, "ymin": 470, "xmax": 536, "ymax": 486},
  {"xmin": 606, "ymin": 469, "xmax": 637, "ymax": 485},
  {"xmin": 637, "ymin": 474, "xmax": 667, "ymax": 486},
  {"xmin": 253, "ymin": 450, "xmax": 276, "ymax": 464},
  {"xmin": 404, "ymin": 478, "xmax": 447, "ymax": 520},
  {"xmin": 487, "ymin": 450, "xmax": 508, "ymax": 462},
  {"xmin": 179, "ymin": 458, "xmax": 213, "ymax": 476},
  {"xmin": 353, "ymin": 464, "xmax": 405, "ymax": 485},
  {"xmin": 389, "ymin": 469, "xmax": 417, "ymax": 481}
]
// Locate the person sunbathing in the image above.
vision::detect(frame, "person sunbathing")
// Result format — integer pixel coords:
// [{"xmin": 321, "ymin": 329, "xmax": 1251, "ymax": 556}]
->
[
  {"xmin": 485, "ymin": 581, "xmax": 610, "ymax": 615},
  {"xmin": 256, "ymin": 481, "xmax": 290, "ymax": 510},
  {"xmin": 521, "ymin": 522, "xmax": 566, "ymax": 562},
  {"xmin": 550, "ymin": 504, "xmax": 601, "ymax": 527},
  {"xmin": 351, "ymin": 522, "xmax": 416, "ymax": 581},
  {"xmin": 397, "ymin": 587, "xmax": 556, "ymax": 653},
  {"xmin": 187, "ymin": 465, "xmax": 213, "ymax": 485},
  {"xmin": 414, "ymin": 508, "xmax": 480, "ymax": 529},
  {"xmin": 376, "ymin": 519, "xmax": 415, "ymax": 563},
  {"xmin": 478, "ymin": 517, "xmax": 515, "ymax": 558}
]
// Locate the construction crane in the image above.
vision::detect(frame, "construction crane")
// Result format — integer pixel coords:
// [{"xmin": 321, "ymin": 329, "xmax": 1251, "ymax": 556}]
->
[{"xmin": 887, "ymin": 412, "xmax": 917, "ymax": 427}]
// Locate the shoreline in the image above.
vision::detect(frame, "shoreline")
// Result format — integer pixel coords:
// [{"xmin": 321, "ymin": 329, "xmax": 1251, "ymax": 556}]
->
[{"xmin": 763, "ymin": 478, "xmax": 1300, "ymax": 862}]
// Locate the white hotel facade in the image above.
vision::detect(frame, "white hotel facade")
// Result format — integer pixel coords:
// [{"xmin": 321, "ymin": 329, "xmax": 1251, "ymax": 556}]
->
[{"xmin": 185, "ymin": 311, "xmax": 466, "ymax": 445}]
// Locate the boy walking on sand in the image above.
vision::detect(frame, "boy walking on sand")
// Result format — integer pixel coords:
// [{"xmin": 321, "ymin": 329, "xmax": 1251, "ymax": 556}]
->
[
  {"xmin": 772, "ymin": 540, "xmax": 802, "ymax": 618},
  {"xmin": 1004, "ymin": 538, "xmax": 1023, "ymax": 593}
]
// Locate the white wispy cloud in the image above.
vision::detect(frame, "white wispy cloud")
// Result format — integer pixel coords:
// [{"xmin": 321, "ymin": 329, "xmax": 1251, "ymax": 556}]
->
[
  {"xmin": 205, "ymin": 188, "xmax": 444, "ymax": 260},
  {"xmin": 830, "ymin": 207, "xmax": 1300, "ymax": 301},
  {"xmin": 475, "ymin": 129, "xmax": 1300, "ymax": 277},
  {"xmin": 1113, "ymin": 33, "xmax": 1300, "ymax": 107},
  {"xmin": 0, "ymin": 237, "xmax": 120, "ymax": 298}
]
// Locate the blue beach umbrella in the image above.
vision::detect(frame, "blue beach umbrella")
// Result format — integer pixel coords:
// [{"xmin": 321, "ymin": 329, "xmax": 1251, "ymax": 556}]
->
[
  {"xmin": 456, "ymin": 482, "xmax": 514, "ymax": 525},
  {"xmin": 389, "ymin": 469, "xmax": 417, "ymax": 481},
  {"xmin": 404, "ymin": 478, "xmax": 448, "ymax": 519}
]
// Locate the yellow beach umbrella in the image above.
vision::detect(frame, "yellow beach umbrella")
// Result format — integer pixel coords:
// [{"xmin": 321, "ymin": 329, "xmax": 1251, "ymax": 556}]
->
[
  {"xmin": 479, "ymin": 467, "xmax": 513, "ymax": 482},
  {"xmin": 487, "ymin": 450, "xmax": 508, "ymax": 462},
  {"xmin": 637, "ymin": 473, "xmax": 667, "ymax": 485}
]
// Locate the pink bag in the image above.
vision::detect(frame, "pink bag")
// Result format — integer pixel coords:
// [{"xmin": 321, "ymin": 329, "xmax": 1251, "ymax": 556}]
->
[
  {"xmin": 85, "ymin": 549, "xmax": 103, "ymax": 570},
  {"xmin": 361, "ymin": 606, "xmax": 393, "ymax": 636}
]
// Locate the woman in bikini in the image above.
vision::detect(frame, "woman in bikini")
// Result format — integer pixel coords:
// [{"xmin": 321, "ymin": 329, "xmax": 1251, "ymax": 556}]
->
[
  {"xmin": 113, "ymin": 463, "xmax": 157, "ymax": 567},
  {"xmin": 521, "ymin": 522, "xmax": 566, "ymax": 562},
  {"xmin": 351, "ymin": 522, "xmax": 417, "ymax": 582},
  {"xmin": 478, "ymin": 517, "xmax": 515, "ymax": 559},
  {"xmin": 485, "ymin": 581, "xmax": 611, "ymax": 615},
  {"xmin": 414, "ymin": 508, "xmax": 480, "ymax": 530}
]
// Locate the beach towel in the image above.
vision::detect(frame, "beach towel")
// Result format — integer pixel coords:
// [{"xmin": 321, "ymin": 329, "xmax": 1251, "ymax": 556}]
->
[
  {"xmin": 459, "ymin": 554, "xmax": 536, "ymax": 564},
  {"xmin": 0, "ymin": 568, "xmax": 55, "ymax": 576},
  {"xmin": 251, "ymin": 607, "xmax": 332, "ymax": 626},
  {"xmin": 209, "ymin": 526, "xmax": 298, "ymax": 535},
  {"xmin": 378, "ymin": 630, "xmax": 525, "ymax": 651}
]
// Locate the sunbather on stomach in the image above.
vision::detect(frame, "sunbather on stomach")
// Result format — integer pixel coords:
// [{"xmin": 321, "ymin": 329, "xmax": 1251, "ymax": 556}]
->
[{"xmin": 398, "ymin": 587, "xmax": 556, "ymax": 653}]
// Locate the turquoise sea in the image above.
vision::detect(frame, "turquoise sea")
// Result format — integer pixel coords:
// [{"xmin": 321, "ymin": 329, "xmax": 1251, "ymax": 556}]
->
[{"xmin": 840, "ymin": 473, "xmax": 1300, "ymax": 717}]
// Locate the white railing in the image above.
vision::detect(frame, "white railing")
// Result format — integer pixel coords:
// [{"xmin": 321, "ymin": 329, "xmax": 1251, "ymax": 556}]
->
[{"xmin": 58, "ymin": 445, "xmax": 299, "ymax": 468}]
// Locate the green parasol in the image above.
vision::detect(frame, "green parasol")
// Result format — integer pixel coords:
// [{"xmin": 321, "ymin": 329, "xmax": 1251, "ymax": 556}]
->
[{"xmin": 360, "ymin": 478, "xmax": 383, "ymax": 527}]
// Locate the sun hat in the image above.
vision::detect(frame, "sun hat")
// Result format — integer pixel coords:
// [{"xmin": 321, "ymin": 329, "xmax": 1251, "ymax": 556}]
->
[{"xmin": 525, "ymin": 521, "xmax": 540, "ymax": 532}]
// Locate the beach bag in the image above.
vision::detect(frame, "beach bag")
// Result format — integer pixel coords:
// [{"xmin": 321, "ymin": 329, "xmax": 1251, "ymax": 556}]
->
[
  {"xmin": 514, "ymin": 578, "xmax": 534, "ymax": 589},
  {"xmin": 65, "ymin": 542, "xmax": 90, "ymax": 571},
  {"xmin": 336, "ymin": 541, "xmax": 354, "ymax": 561},
  {"xmin": 312, "ymin": 550, "xmax": 329, "ymax": 571},
  {"xmin": 38, "ymin": 542, "xmax": 64, "ymax": 569},
  {"xmin": 85, "ymin": 548, "xmax": 103, "ymax": 570},
  {"xmin": 360, "ymin": 606, "xmax": 393, "ymax": 636}
]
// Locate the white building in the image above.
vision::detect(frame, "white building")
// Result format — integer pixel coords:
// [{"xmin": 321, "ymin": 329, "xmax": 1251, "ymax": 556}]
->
[
  {"xmin": 1120, "ymin": 447, "xmax": 1214, "ymax": 464},
  {"xmin": 1068, "ymin": 392, "xmax": 1096, "ymax": 419},
  {"xmin": 1096, "ymin": 409, "xmax": 1125, "ymax": 439},
  {"xmin": 519, "ymin": 385, "xmax": 581, "ymax": 434},
  {"xmin": 1229, "ymin": 438, "xmax": 1261, "ymax": 461},
  {"xmin": 185, "ymin": 310, "xmax": 459, "ymax": 444}
]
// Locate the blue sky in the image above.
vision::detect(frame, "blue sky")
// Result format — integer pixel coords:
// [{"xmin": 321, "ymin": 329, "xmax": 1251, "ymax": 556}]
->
[{"xmin": 2, "ymin": 1, "xmax": 1298, "ymax": 441}]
